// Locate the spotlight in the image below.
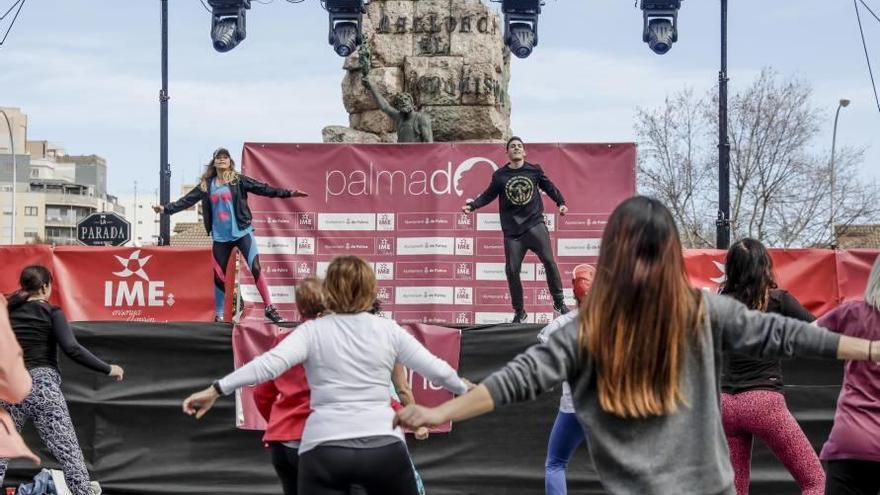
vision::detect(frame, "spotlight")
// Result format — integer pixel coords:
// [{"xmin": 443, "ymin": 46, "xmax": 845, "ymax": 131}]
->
[
  {"xmin": 207, "ymin": 0, "xmax": 251, "ymax": 53},
  {"xmin": 501, "ymin": 0, "xmax": 542, "ymax": 59},
  {"xmin": 640, "ymin": 0, "xmax": 681, "ymax": 55},
  {"xmin": 325, "ymin": 0, "xmax": 366, "ymax": 57}
]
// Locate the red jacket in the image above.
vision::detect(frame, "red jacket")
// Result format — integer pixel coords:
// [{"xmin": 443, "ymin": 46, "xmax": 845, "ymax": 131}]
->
[{"xmin": 253, "ymin": 329, "xmax": 310, "ymax": 443}]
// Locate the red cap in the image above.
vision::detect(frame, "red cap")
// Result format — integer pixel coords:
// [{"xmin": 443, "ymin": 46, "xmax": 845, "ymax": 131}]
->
[{"xmin": 572, "ymin": 264, "xmax": 596, "ymax": 301}]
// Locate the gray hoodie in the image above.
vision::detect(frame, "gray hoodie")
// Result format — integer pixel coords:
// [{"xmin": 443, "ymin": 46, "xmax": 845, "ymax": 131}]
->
[{"xmin": 483, "ymin": 292, "xmax": 840, "ymax": 495}]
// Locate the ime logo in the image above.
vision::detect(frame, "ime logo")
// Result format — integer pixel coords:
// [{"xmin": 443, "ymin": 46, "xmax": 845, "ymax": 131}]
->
[
  {"xmin": 298, "ymin": 213, "xmax": 314, "ymax": 227},
  {"xmin": 104, "ymin": 250, "xmax": 173, "ymax": 307}
]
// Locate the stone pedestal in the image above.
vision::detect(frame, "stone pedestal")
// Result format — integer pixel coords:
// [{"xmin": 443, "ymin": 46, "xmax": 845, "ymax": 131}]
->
[{"xmin": 323, "ymin": 0, "xmax": 512, "ymax": 143}]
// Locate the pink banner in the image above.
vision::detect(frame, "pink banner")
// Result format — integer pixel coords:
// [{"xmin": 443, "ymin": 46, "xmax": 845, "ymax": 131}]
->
[
  {"xmin": 239, "ymin": 143, "xmax": 637, "ymax": 324},
  {"xmin": 234, "ymin": 312, "xmax": 461, "ymax": 433}
]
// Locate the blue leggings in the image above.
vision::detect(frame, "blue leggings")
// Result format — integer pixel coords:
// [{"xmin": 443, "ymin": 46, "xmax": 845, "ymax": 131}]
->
[{"xmin": 545, "ymin": 411, "xmax": 588, "ymax": 495}]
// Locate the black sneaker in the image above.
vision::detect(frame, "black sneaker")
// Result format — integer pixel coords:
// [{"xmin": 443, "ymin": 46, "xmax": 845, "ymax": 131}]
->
[
  {"xmin": 554, "ymin": 303, "xmax": 570, "ymax": 315},
  {"xmin": 511, "ymin": 310, "xmax": 528, "ymax": 324},
  {"xmin": 265, "ymin": 305, "xmax": 285, "ymax": 323},
  {"xmin": 214, "ymin": 315, "xmax": 224, "ymax": 323}
]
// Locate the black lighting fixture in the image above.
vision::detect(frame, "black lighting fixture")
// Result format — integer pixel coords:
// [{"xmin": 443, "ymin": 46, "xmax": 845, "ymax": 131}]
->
[
  {"xmin": 501, "ymin": 0, "xmax": 542, "ymax": 59},
  {"xmin": 640, "ymin": 0, "xmax": 682, "ymax": 55},
  {"xmin": 324, "ymin": 0, "xmax": 366, "ymax": 57},
  {"xmin": 208, "ymin": 0, "xmax": 251, "ymax": 52}
]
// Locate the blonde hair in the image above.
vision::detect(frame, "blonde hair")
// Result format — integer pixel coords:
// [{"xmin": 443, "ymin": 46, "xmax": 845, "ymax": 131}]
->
[
  {"xmin": 198, "ymin": 155, "xmax": 239, "ymax": 192},
  {"xmin": 323, "ymin": 256, "xmax": 376, "ymax": 314},
  {"xmin": 295, "ymin": 278, "xmax": 326, "ymax": 319},
  {"xmin": 865, "ymin": 256, "xmax": 880, "ymax": 310}
]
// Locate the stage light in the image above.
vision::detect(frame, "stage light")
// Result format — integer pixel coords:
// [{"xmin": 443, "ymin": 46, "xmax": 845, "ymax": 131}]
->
[
  {"xmin": 640, "ymin": 0, "xmax": 681, "ymax": 55},
  {"xmin": 501, "ymin": 0, "xmax": 542, "ymax": 59},
  {"xmin": 207, "ymin": 0, "xmax": 251, "ymax": 52},
  {"xmin": 324, "ymin": 0, "xmax": 366, "ymax": 57}
]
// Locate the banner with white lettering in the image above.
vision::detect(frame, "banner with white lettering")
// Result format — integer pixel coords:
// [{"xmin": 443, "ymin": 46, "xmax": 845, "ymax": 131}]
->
[
  {"xmin": 52, "ymin": 246, "xmax": 214, "ymax": 322},
  {"xmin": 239, "ymin": 143, "xmax": 637, "ymax": 324}
]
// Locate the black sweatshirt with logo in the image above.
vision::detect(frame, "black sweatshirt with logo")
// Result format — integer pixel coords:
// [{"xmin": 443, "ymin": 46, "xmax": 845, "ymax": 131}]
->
[
  {"xmin": 468, "ymin": 162, "xmax": 566, "ymax": 238},
  {"xmin": 721, "ymin": 289, "xmax": 815, "ymax": 394}
]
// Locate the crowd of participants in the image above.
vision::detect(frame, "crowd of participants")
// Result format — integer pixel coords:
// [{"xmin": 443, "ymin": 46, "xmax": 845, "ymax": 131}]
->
[{"xmin": 1, "ymin": 196, "xmax": 879, "ymax": 494}]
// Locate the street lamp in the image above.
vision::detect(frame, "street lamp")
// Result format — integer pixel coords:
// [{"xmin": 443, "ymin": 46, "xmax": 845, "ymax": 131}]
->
[
  {"xmin": 1, "ymin": 109, "xmax": 16, "ymax": 244},
  {"xmin": 830, "ymin": 98, "xmax": 851, "ymax": 246}
]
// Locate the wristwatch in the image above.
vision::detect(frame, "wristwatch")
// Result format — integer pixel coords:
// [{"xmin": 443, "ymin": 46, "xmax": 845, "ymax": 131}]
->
[{"xmin": 211, "ymin": 380, "xmax": 224, "ymax": 396}]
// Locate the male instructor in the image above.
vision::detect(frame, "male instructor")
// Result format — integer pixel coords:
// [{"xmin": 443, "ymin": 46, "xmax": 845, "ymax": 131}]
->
[{"xmin": 462, "ymin": 137, "xmax": 569, "ymax": 323}]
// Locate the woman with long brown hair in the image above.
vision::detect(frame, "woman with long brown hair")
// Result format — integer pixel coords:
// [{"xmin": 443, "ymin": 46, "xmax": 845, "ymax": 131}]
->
[
  {"xmin": 153, "ymin": 147, "xmax": 308, "ymax": 323},
  {"xmin": 395, "ymin": 196, "xmax": 880, "ymax": 494},
  {"xmin": 719, "ymin": 238, "xmax": 824, "ymax": 494},
  {"xmin": 181, "ymin": 256, "xmax": 468, "ymax": 495}
]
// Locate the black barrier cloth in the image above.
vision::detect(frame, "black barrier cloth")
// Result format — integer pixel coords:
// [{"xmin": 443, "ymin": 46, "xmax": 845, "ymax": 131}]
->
[{"xmin": 4, "ymin": 322, "xmax": 842, "ymax": 495}]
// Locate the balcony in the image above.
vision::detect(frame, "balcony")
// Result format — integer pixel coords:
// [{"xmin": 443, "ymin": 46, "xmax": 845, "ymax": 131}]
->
[
  {"xmin": 41, "ymin": 193, "xmax": 101, "ymax": 208},
  {"xmin": 45, "ymin": 215, "xmax": 79, "ymax": 227}
]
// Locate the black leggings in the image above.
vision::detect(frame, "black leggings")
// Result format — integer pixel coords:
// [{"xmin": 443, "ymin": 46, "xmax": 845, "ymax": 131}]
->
[
  {"xmin": 298, "ymin": 442, "xmax": 418, "ymax": 495},
  {"xmin": 268, "ymin": 443, "xmax": 369, "ymax": 495},
  {"xmin": 270, "ymin": 442, "xmax": 300, "ymax": 495},
  {"xmin": 503, "ymin": 222, "xmax": 564, "ymax": 311},
  {"xmin": 826, "ymin": 459, "xmax": 880, "ymax": 495}
]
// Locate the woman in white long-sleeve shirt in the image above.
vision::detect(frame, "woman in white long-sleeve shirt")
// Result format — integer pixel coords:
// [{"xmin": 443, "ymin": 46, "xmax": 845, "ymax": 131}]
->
[{"xmin": 183, "ymin": 255, "xmax": 469, "ymax": 495}]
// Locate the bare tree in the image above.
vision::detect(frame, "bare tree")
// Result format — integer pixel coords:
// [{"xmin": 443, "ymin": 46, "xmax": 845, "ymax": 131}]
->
[
  {"xmin": 636, "ymin": 89, "xmax": 714, "ymax": 248},
  {"xmin": 637, "ymin": 68, "xmax": 880, "ymax": 247}
]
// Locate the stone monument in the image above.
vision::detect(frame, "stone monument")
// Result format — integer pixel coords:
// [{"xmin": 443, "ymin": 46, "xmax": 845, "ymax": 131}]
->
[{"xmin": 322, "ymin": 0, "xmax": 512, "ymax": 144}]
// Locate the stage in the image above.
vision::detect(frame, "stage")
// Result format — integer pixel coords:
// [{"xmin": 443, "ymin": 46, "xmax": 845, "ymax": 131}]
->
[{"xmin": 4, "ymin": 321, "xmax": 843, "ymax": 495}]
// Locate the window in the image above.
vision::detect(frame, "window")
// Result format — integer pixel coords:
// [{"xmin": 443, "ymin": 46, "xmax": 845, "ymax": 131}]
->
[
  {"xmin": 24, "ymin": 206, "xmax": 38, "ymax": 216},
  {"xmin": 24, "ymin": 229, "xmax": 38, "ymax": 239},
  {"xmin": 138, "ymin": 220, "xmax": 143, "ymax": 225},
  {"xmin": 2, "ymin": 207, "xmax": 11, "ymax": 216}
]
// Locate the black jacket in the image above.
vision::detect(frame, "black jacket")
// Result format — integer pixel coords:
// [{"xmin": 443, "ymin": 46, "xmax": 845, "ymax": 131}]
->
[{"xmin": 163, "ymin": 175, "xmax": 292, "ymax": 235}]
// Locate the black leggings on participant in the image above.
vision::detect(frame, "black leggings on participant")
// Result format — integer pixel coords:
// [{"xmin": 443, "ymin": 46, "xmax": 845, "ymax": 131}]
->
[
  {"xmin": 503, "ymin": 222, "xmax": 564, "ymax": 311},
  {"xmin": 298, "ymin": 442, "xmax": 418, "ymax": 495},
  {"xmin": 825, "ymin": 459, "xmax": 880, "ymax": 495},
  {"xmin": 270, "ymin": 442, "xmax": 300, "ymax": 495}
]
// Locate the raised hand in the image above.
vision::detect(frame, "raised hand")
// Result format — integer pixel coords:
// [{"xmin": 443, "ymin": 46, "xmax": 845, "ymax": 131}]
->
[{"xmin": 152, "ymin": 205, "xmax": 164, "ymax": 214}]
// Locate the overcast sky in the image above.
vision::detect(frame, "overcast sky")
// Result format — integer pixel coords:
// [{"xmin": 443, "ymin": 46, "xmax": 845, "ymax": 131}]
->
[{"xmin": 1, "ymin": 0, "xmax": 878, "ymax": 196}]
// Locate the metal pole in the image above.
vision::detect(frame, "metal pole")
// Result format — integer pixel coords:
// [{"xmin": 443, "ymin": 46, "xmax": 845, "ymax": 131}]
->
[
  {"xmin": 829, "ymin": 99, "xmax": 850, "ymax": 247},
  {"xmin": 716, "ymin": 0, "xmax": 731, "ymax": 249},
  {"xmin": 159, "ymin": 0, "xmax": 171, "ymax": 245},
  {"xmin": 1, "ymin": 109, "xmax": 15, "ymax": 244}
]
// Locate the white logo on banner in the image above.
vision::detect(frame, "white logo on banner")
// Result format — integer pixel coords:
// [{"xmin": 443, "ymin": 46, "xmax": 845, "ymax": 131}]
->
[
  {"xmin": 324, "ymin": 158, "xmax": 499, "ymax": 202},
  {"xmin": 105, "ymin": 250, "xmax": 172, "ymax": 307},
  {"xmin": 476, "ymin": 213, "xmax": 502, "ymax": 231},
  {"xmin": 375, "ymin": 262, "xmax": 395, "ymax": 280},
  {"xmin": 395, "ymin": 287, "xmax": 455, "ymax": 305},
  {"xmin": 557, "ymin": 238, "xmax": 602, "ymax": 257},
  {"xmin": 396, "ymin": 237, "xmax": 455, "ymax": 256},
  {"xmin": 454, "ymin": 287, "xmax": 473, "ymax": 305},
  {"xmin": 377, "ymin": 213, "xmax": 396, "ymax": 231},
  {"xmin": 455, "ymin": 237, "xmax": 474, "ymax": 256},
  {"xmin": 296, "ymin": 237, "xmax": 315, "ymax": 255},
  {"xmin": 476, "ymin": 312, "xmax": 530, "ymax": 324},
  {"xmin": 475, "ymin": 263, "xmax": 535, "ymax": 281},
  {"xmin": 241, "ymin": 284, "xmax": 295, "ymax": 304},
  {"xmin": 318, "ymin": 213, "xmax": 376, "ymax": 231},
  {"xmin": 543, "ymin": 214, "xmax": 556, "ymax": 232},
  {"xmin": 256, "ymin": 236, "xmax": 297, "ymax": 255}
]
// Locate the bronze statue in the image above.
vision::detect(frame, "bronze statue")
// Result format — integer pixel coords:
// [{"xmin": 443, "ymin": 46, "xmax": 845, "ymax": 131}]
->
[{"xmin": 359, "ymin": 44, "xmax": 433, "ymax": 143}]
